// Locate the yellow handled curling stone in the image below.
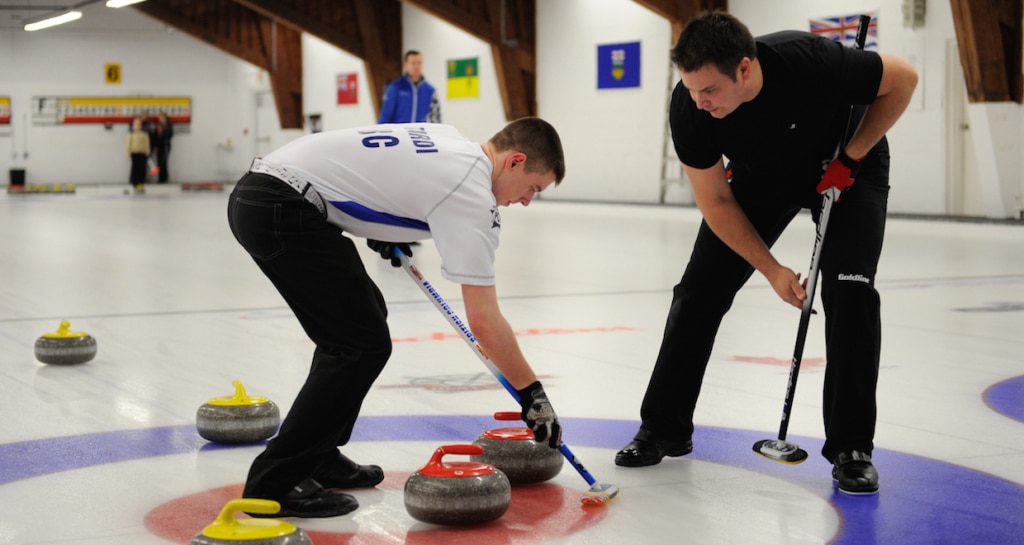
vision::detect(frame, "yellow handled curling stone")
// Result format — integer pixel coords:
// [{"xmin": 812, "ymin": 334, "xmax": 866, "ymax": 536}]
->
[
  {"xmin": 189, "ymin": 499, "xmax": 311, "ymax": 545},
  {"xmin": 196, "ymin": 381, "xmax": 280, "ymax": 443},
  {"xmin": 34, "ymin": 320, "xmax": 97, "ymax": 365}
]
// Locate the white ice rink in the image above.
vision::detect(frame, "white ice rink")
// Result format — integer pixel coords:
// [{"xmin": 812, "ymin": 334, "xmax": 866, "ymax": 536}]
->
[{"xmin": 1, "ymin": 184, "xmax": 1022, "ymax": 544}]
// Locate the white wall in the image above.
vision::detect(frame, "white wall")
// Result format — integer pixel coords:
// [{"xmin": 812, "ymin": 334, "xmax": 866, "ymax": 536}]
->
[
  {"xmin": 536, "ymin": 0, "xmax": 673, "ymax": 204},
  {"xmin": 0, "ymin": 2, "xmax": 270, "ymax": 186},
  {"xmin": 1, "ymin": 1, "xmax": 1021, "ymax": 218},
  {"xmin": 301, "ymin": 34, "xmax": 377, "ymax": 132},
  {"xmin": 400, "ymin": 3, "xmax": 508, "ymax": 143}
]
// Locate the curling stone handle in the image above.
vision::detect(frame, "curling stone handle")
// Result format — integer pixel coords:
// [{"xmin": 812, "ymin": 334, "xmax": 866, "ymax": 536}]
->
[
  {"xmin": 493, "ymin": 411, "xmax": 521, "ymax": 421},
  {"xmin": 430, "ymin": 444, "xmax": 484, "ymax": 465},
  {"xmin": 202, "ymin": 499, "xmax": 300, "ymax": 540},
  {"xmin": 231, "ymin": 380, "xmax": 254, "ymax": 403},
  {"xmin": 216, "ymin": 499, "xmax": 280, "ymax": 522}
]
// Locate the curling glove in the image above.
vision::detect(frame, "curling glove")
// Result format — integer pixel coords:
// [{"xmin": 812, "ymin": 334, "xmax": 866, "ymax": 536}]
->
[
  {"xmin": 366, "ymin": 239, "xmax": 412, "ymax": 268},
  {"xmin": 516, "ymin": 381, "xmax": 562, "ymax": 448},
  {"xmin": 816, "ymin": 149, "xmax": 862, "ymax": 201}
]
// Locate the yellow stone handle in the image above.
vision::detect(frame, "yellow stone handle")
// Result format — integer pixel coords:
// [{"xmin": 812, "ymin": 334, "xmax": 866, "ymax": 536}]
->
[
  {"xmin": 201, "ymin": 499, "xmax": 297, "ymax": 540},
  {"xmin": 206, "ymin": 380, "xmax": 270, "ymax": 406},
  {"xmin": 42, "ymin": 320, "xmax": 90, "ymax": 339}
]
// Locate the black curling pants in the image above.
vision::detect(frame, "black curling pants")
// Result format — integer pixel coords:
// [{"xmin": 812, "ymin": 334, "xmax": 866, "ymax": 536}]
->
[
  {"xmin": 637, "ymin": 155, "xmax": 889, "ymax": 462},
  {"xmin": 227, "ymin": 172, "xmax": 392, "ymax": 498}
]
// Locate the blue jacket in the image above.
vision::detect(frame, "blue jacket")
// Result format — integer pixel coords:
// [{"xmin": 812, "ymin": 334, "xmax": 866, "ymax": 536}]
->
[{"xmin": 378, "ymin": 74, "xmax": 441, "ymax": 123}]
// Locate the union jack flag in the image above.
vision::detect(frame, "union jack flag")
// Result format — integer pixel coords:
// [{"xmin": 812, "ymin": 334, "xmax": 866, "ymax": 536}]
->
[{"xmin": 809, "ymin": 12, "xmax": 878, "ymax": 50}]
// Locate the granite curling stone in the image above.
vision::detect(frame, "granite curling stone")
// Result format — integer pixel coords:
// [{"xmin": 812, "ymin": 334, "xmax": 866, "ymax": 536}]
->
[
  {"xmin": 189, "ymin": 499, "xmax": 312, "ymax": 545},
  {"xmin": 471, "ymin": 411, "xmax": 563, "ymax": 484},
  {"xmin": 404, "ymin": 444, "xmax": 511, "ymax": 526},
  {"xmin": 34, "ymin": 320, "xmax": 97, "ymax": 365},
  {"xmin": 196, "ymin": 381, "xmax": 280, "ymax": 443}
]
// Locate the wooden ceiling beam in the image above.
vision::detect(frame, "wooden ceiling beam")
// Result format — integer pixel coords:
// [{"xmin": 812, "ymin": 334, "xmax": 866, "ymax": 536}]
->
[
  {"xmin": 263, "ymin": 20, "xmax": 303, "ymax": 131},
  {"xmin": 233, "ymin": 0, "xmax": 365, "ymax": 55},
  {"xmin": 950, "ymin": 0, "xmax": 1023, "ymax": 103},
  {"xmin": 135, "ymin": 0, "xmax": 305, "ymax": 129},
  {"xmin": 633, "ymin": 0, "xmax": 727, "ymax": 40},
  {"xmin": 352, "ymin": 1, "xmax": 404, "ymax": 117},
  {"xmin": 232, "ymin": 0, "xmax": 403, "ymax": 115},
  {"xmin": 404, "ymin": 0, "xmax": 536, "ymax": 120}
]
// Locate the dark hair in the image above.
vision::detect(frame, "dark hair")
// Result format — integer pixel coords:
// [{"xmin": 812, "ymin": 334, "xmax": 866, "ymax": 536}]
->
[
  {"xmin": 488, "ymin": 117, "xmax": 565, "ymax": 184},
  {"xmin": 403, "ymin": 50, "xmax": 421, "ymax": 62},
  {"xmin": 670, "ymin": 11, "xmax": 757, "ymax": 81}
]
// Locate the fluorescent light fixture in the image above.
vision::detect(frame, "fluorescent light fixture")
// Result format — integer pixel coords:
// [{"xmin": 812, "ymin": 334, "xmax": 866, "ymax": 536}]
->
[
  {"xmin": 24, "ymin": 10, "xmax": 82, "ymax": 32},
  {"xmin": 106, "ymin": 0, "xmax": 147, "ymax": 7}
]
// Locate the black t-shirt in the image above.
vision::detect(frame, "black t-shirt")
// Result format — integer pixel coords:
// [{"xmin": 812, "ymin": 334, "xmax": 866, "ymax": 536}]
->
[{"xmin": 670, "ymin": 31, "xmax": 884, "ymax": 185}]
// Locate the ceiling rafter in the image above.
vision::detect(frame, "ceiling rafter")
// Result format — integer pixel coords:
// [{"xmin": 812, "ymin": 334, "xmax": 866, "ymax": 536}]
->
[
  {"xmin": 233, "ymin": 0, "xmax": 402, "ymax": 115},
  {"xmin": 632, "ymin": 0, "xmax": 727, "ymax": 40},
  {"xmin": 135, "ymin": 0, "xmax": 304, "ymax": 128},
  {"xmin": 403, "ymin": 0, "xmax": 536, "ymax": 121},
  {"xmin": 950, "ymin": 0, "xmax": 1022, "ymax": 103}
]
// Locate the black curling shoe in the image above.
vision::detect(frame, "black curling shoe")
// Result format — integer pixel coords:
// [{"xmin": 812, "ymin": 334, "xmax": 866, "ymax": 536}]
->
[
  {"xmin": 615, "ymin": 437, "xmax": 693, "ymax": 467},
  {"xmin": 314, "ymin": 456, "xmax": 385, "ymax": 489},
  {"xmin": 246, "ymin": 478, "xmax": 358, "ymax": 518},
  {"xmin": 832, "ymin": 450, "xmax": 880, "ymax": 495}
]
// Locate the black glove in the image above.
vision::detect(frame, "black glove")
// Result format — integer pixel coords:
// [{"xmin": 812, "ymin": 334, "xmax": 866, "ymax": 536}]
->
[
  {"xmin": 366, "ymin": 239, "xmax": 412, "ymax": 268},
  {"xmin": 516, "ymin": 381, "xmax": 561, "ymax": 448}
]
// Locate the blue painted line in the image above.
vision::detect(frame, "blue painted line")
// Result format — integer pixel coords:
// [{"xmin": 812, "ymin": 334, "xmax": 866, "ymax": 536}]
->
[
  {"xmin": 1, "ymin": 416, "xmax": 1022, "ymax": 545},
  {"xmin": 984, "ymin": 375, "xmax": 1024, "ymax": 423},
  {"xmin": 0, "ymin": 426, "xmax": 249, "ymax": 486}
]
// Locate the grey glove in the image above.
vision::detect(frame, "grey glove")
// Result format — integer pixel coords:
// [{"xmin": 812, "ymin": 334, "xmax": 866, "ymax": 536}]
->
[{"xmin": 516, "ymin": 381, "xmax": 562, "ymax": 448}]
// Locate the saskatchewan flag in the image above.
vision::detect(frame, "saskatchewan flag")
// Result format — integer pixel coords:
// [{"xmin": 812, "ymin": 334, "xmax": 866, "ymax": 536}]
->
[{"xmin": 447, "ymin": 57, "xmax": 479, "ymax": 99}]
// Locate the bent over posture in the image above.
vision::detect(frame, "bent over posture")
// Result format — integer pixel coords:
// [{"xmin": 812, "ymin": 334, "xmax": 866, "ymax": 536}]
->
[
  {"xmin": 615, "ymin": 11, "xmax": 917, "ymax": 496},
  {"xmin": 228, "ymin": 118, "xmax": 565, "ymax": 517}
]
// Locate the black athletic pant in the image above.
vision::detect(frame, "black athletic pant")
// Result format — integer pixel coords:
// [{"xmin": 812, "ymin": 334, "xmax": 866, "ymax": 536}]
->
[
  {"xmin": 227, "ymin": 172, "xmax": 391, "ymax": 498},
  {"xmin": 129, "ymin": 153, "xmax": 148, "ymax": 185},
  {"xmin": 638, "ymin": 152, "xmax": 889, "ymax": 462}
]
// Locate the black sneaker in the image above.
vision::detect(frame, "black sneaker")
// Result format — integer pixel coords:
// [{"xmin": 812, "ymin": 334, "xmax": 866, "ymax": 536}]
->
[
  {"xmin": 832, "ymin": 450, "xmax": 879, "ymax": 495},
  {"xmin": 246, "ymin": 478, "xmax": 358, "ymax": 518},
  {"xmin": 615, "ymin": 435, "xmax": 693, "ymax": 467},
  {"xmin": 313, "ymin": 452, "xmax": 384, "ymax": 489}
]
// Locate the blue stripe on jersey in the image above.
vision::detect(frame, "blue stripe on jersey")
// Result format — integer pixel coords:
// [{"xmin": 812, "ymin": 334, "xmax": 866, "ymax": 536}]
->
[{"xmin": 333, "ymin": 200, "xmax": 430, "ymax": 231}]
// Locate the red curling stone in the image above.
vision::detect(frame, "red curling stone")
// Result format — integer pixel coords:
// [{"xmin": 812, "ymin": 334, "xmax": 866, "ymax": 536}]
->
[
  {"xmin": 404, "ymin": 444, "xmax": 511, "ymax": 526},
  {"xmin": 472, "ymin": 411, "xmax": 563, "ymax": 484}
]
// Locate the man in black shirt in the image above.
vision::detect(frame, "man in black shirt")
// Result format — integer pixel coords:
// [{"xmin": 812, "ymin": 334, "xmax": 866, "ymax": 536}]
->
[{"xmin": 615, "ymin": 11, "xmax": 917, "ymax": 496}]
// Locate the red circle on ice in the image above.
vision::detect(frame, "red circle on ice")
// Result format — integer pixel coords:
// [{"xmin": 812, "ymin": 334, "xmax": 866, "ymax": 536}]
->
[{"xmin": 145, "ymin": 472, "xmax": 607, "ymax": 544}]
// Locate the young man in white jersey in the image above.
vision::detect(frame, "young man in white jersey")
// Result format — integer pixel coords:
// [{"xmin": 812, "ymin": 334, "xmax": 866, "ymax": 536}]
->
[{"xmin": 227, "ymin": 117, "xmax": 566, "ymax": 518}]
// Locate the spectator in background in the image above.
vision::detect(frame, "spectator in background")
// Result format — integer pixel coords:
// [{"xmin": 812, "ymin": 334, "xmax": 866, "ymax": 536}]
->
[
  {"xmin": 378, "ymin": 50, "xmax": 441, "ymax": 124},
  {"xmin": 151, "ymin": 112, "xmax": 174, "ymax": 183},
  {"xmin": 126, "ymin": 116, "xmax": 151, "ymax": 186}
]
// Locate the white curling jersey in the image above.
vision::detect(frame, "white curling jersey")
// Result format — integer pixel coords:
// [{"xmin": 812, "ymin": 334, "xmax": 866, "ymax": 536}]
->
[{"xmin": 261, "ymin": 123, "xmax": 500, "ymax": 286}]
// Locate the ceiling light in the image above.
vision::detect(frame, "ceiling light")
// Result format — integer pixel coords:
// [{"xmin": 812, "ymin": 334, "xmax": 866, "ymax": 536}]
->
[
  {"xmin": 106, "ymin": 0, "xmax": 147, "ymax": 7},
  {"xmin": 24, "ymin": 10, "xmax": 83, "ymax": 32}
]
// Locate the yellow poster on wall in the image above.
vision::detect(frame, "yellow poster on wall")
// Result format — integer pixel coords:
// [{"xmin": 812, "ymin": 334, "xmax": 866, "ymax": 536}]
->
[
  {"xmin": 0, "ymin": 97, "xmax": 10, "ymax": 124},
  {"xmin": 105, "ymin": 63, "xmax": 122, "ymax": 84},
  {"xmin": 447, "ymin": 57, "xmax": 479, "ymax": 99}
]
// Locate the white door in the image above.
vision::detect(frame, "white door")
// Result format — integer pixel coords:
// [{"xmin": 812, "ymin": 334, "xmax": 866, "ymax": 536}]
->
[{"xmin": 945, "ymin": 39, "xmax": 984, "ymax": 217}]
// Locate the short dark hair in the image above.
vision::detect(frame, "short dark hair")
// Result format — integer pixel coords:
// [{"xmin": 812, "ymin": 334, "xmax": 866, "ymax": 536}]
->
[
  {"xmin": 403, "ymin": 50, "xmax": 421, "ymax": 62},
  {"xmin": 670, "ymin": 11, "xmax": 757, "ymax": 81},
  {"xmin": 488, "ymin": 117, "xmax": 565, "ymax": 184}
]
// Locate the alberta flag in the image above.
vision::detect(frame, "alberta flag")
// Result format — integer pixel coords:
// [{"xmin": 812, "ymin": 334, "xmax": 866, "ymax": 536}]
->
[
  {"xmin": 597, "ymin": 41, "xmax": 641, "ymax": 89},
  {"xmin": 809, "ymin": 12, "xmax": 878, "ymax": 50}
]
